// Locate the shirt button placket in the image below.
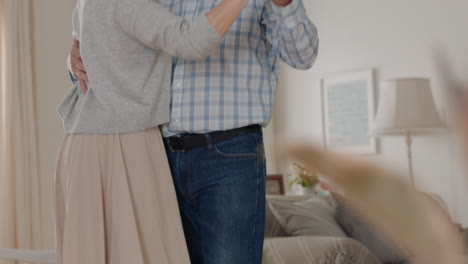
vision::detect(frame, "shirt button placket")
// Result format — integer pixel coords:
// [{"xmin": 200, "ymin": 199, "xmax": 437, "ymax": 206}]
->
[{"xmin": 173, "ymin": 71, "xmax": 184, "ymax": 131}]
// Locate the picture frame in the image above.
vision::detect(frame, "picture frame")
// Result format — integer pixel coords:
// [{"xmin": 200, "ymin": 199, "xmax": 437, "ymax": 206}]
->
[
  {"xmin": 322, "ymin": 69, "xmax": 377, "ymax": 154},
  {"xmin": 266, "ymin": 175, "xmax": 285, "ymax": 195}
]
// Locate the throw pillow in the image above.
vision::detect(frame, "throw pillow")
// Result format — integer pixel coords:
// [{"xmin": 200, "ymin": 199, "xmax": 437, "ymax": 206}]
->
[
  {"xmin": 268, "ymin": 198, "xmax": 347, "ymax": 237},
  {"xmin": 335, "ymin": 201, "xmax": 408, "ymax": 264}
]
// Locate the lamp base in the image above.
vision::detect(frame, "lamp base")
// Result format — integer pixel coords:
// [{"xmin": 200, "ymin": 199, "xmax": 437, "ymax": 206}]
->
[{"xmin": 405, "ymin": 132, "xmax": 415, "ymax": 186}]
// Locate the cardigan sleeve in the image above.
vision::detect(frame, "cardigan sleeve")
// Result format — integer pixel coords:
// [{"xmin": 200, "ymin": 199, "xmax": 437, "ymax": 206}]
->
[{"xmin": 117, "ymin": 0, "xmax": 222, "ymax": 60}]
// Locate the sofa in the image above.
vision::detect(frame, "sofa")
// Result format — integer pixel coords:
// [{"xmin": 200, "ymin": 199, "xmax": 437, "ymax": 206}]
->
[
  {"xmin": 263, "ymin": 195, "xmax": 381, "ymax": 264},
  {"xmin": 262, "ymin": 195, "xmax": 468, "ymax": 264}
]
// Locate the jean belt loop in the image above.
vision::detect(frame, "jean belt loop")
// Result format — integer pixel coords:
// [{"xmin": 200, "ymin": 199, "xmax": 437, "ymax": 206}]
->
[
  {"xmin": 164, "ymin": 137, "xmax": 175, "ymax": 152},
  {"xmin": 204, "ymin": 133, "xmax": 213, "ymax": 149}
]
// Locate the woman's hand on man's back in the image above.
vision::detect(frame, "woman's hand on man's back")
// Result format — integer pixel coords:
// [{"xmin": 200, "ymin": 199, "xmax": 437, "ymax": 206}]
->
[{"xmin": 70, "ymin": 39, "xmax": 89, "ymax": 93}]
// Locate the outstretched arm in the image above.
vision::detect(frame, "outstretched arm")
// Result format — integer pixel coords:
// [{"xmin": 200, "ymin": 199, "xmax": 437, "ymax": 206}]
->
[{"xmin": 262, "ymin": 0, "xmax": 319, "ymax": 69}]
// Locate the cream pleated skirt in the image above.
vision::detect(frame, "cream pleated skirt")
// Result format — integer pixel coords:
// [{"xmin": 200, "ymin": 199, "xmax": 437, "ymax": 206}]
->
[{"xmin": 54, "ymin": 127, "xmax": 190, "ymax": 264}]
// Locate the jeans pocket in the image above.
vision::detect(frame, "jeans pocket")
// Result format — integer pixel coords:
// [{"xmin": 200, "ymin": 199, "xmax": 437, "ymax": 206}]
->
[{"xmin": 212, "ymin": 133, "xmax": 263, "ymax": 159}]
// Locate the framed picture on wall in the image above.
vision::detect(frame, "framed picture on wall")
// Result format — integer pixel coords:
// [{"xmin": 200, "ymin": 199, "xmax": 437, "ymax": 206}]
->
[
  {"xmin": 322, "ymin": 69, "xmax": 377, "ymax": 154},
  {"xmin": 266, "ymin": 175, "xmax": 285, "ymax": 195}
]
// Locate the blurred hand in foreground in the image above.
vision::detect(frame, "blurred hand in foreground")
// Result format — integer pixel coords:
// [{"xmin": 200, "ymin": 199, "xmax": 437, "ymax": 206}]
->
[{"xmin": 280, "ymin": 144, "xmax": 465, "ymax": 264}]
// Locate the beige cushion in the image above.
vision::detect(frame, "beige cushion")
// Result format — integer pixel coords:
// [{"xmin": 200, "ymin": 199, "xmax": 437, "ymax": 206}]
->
[
  {"xmin": 268, "ymin": 197, "xmax": 347, "ymax": 237},
  {"xmin": 265, "ymin": 195, "xmax": 336, "ymax": 238},
  {"xmin": 265, "ymin": 195, "xmax": 313, "ymax": 237}
]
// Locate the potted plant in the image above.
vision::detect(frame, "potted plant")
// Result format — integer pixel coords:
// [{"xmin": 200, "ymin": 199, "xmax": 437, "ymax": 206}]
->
[{"xmin": 287, "ymin": 162, "xmax": 319, "ymax": 195}]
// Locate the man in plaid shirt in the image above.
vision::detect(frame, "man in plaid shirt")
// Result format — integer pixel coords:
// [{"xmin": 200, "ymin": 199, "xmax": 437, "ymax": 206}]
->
[{"xmin": 69, "ymin": 0, "xmax": 318, "ymax": 261}]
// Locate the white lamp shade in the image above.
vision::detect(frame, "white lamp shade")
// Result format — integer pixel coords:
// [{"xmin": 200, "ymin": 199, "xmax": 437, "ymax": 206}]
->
[{"xmin": 373, "ymin": 78, "xmax": 445, "ymax": 136}]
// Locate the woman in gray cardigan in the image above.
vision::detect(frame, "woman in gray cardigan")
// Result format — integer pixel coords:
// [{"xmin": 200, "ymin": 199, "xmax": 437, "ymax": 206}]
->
[{"xmin": 55, "ymin": 0, "xmax": 249, "ymax": 263}]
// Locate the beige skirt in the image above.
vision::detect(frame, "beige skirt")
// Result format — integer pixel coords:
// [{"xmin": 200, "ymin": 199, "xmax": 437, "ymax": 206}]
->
[{"xmin": 54, "ymin": 127, "xmax": 190, "ymax": 264}]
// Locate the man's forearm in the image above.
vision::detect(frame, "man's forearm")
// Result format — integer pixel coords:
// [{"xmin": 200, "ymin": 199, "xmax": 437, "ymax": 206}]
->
[{"xmin": 263, "ymin": 0, "xmax": 319, "ymax": 69}]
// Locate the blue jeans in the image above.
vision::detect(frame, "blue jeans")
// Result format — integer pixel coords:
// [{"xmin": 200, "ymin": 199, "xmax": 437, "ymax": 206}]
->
[{"xmin": 165, "ymin": 130, "xmax": 266, "ymax": 264}]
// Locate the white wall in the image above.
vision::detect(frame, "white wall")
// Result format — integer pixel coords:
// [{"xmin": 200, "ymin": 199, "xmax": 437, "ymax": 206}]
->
[
  {"xmin": 32, "ymin": 0, "xmax": 75, "ymax": 248},
  {"xmin": 275, "ymin": 0, "xmax": 468, "ymax": 225}
]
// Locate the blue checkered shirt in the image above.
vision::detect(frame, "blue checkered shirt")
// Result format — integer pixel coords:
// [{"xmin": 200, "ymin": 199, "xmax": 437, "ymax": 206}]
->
[{"xmin": 160, "ymin": 0, "xmax": 319, "ymax": 136}]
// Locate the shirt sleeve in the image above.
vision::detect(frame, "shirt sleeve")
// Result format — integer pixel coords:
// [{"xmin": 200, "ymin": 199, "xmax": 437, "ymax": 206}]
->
[
  {"xmin": 67, "ymin": 55, "xmax": 77, "ymax": 84},
  {"xmin": 262, "ymin": 0, "xmax": 319, "ymax": 69},
  {"xmin": 117, "ymin": 0, "xmax": 222, "ymax": 60}
]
